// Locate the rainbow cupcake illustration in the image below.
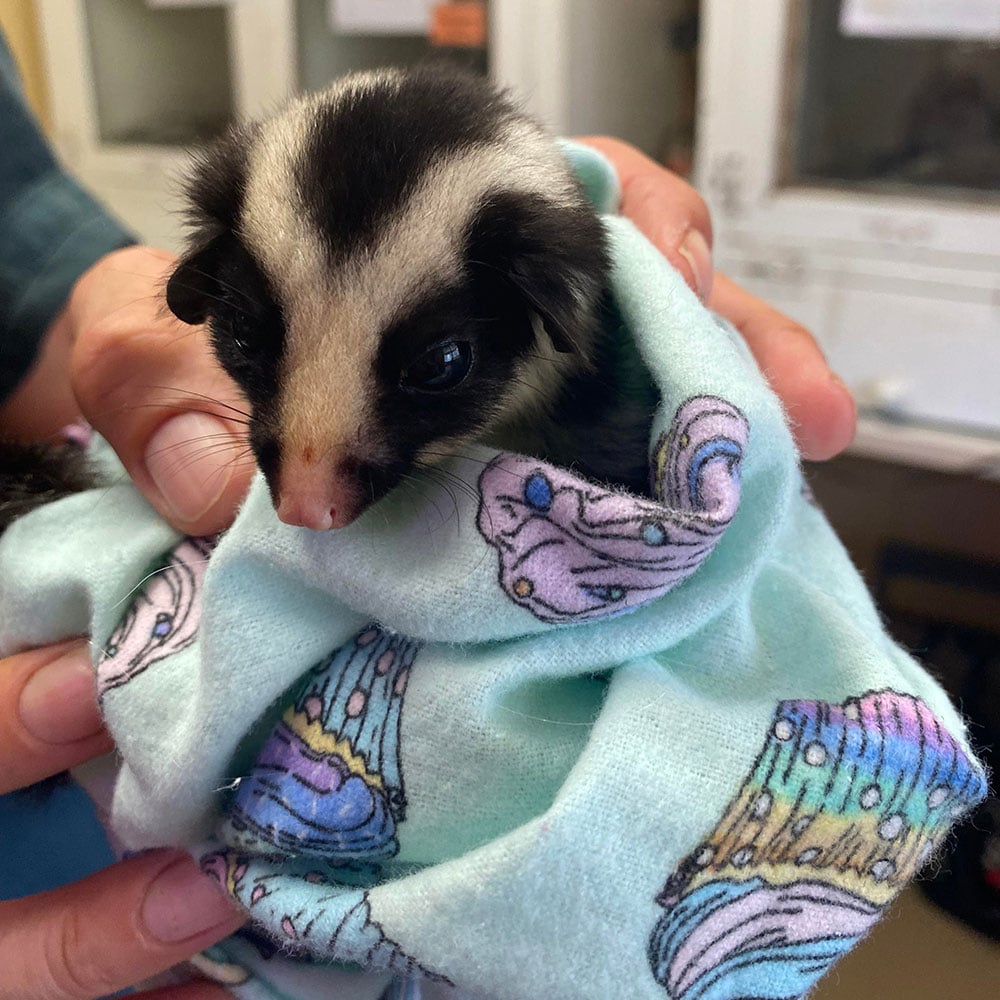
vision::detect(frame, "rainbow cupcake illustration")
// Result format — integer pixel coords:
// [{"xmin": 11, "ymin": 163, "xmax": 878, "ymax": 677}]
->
[
  {"xmin": 225, "ymin": 626, "xmax": 418, "ymax": 860},
  {"xmin": 648, "ymin": 690, "xmax": 987, "ymax": 999}
]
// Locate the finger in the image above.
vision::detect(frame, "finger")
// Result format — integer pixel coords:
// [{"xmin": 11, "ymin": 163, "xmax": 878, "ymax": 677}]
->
[
  {"xmin": 576, "ymin": 136, "xmax": 714, "ymax": 301},
  {"xmin": 709, "ymin": 273, "xmax": 857, "ymax": 460},
  {"xmin": 0, "ymin": 641, "xmax": 111, "ymax": 795},
  {"xmin": 0, "ymin": 850, "xmax": 246, "ymax": 1000},
  {"xmin": 69, "ymin": 247, "xmax": 253, "ymax": 536}
]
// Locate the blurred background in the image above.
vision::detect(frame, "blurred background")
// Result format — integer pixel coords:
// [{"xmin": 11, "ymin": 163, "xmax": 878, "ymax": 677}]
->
[{"xmin": 0, "ymin": 1, "xmax": 997, "ymax": 995}]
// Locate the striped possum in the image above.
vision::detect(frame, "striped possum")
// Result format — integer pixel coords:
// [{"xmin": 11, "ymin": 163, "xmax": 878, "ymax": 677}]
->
[
  {"xmin": 165, "ymin": 66, "xmax": 657, "ymax": 530},
  {"xmin": 0, "ymin": 68, "xmax": 655, "ymax": 804}
]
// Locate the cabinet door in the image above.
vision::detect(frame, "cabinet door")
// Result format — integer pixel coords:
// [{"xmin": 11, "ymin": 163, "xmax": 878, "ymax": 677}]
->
[
  {"xmin": 697, "ymin": 0, "xmax": 1000, "ymax": 446},
  {"xmin": 36, "ymin": 0, "xmax": 679, "ymax": 248},
  {"xmin": 37, "ymin": 0, "xmax": 254, "ymax": 248}
]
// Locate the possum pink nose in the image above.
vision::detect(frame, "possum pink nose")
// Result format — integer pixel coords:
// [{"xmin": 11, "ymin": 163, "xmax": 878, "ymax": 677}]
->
[
  {"xmin": 275, "ymin": 450, "xmax": 356, "ymax": 530},
  {"xmin": 276, "ymin": 495, "xmax": 337, "ymax": 531}
]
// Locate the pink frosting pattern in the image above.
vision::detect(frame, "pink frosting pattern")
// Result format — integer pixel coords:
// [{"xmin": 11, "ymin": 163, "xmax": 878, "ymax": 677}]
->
[{"xmin": 96, "ymin": 536, "xmax": 216, "ymax": 697}]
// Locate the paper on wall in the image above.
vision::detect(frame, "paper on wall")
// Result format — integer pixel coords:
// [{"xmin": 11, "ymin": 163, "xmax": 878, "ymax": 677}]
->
[
  {"xmin": 329, "ymin": 0, "xmax": 435, "ymax": 35},
  {"xmin": 144, "ymin": 1, "xmax": 228, "ymax": 8},
  {"xmin": 840, "ymin": 0, "xmax": 1000, "ymax": 41}
]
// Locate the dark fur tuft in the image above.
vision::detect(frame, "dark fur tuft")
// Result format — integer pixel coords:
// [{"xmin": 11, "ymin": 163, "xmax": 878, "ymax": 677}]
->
[
  {"xmin": 0, "ymin": 441, "xmax": 96, "ymax": 534},
  {"xmin": 167, "ymin": 123, "xmax": 261, "ymax": 325},
  {"xmin": 465, "ymin": 190, "xmax": 609, "ymax": 355},
  {"xmin": 183, "ymin": 122, "xmax": 259, "ymax": 236}
]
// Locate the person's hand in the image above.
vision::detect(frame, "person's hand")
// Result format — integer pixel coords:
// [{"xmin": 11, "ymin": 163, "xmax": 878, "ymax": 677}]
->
[
  {"xmin": 580, "ymin": 136, "xmax": 856, "ymax": 461},
  {"xmin": 0, "ymin": 640, "xmax": 245, "ymax": 1000},
  {"xmin": 67, "ymin": 246, "xmax": 253, "ymax": 537}
]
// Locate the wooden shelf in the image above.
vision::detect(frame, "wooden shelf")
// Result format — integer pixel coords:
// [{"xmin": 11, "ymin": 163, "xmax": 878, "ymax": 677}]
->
[{"xmin": 849, "ymin": 415, "xmax": 1000, "ymax": 480}]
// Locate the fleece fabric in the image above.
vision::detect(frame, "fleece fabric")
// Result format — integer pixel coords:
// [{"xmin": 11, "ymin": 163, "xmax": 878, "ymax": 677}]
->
[{"xmin": 0, "ymin": 145, "xmax": 987, "ymax": 1000}]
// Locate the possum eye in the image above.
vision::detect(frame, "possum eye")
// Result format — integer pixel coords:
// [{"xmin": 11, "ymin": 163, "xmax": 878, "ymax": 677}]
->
[
  {"xmin": 224, "ymin": 311, "xmax": 260, "ymax": 357},
  {"xmin": 400, "ymin": 340, "xmax": 473, "ymax": 392}
]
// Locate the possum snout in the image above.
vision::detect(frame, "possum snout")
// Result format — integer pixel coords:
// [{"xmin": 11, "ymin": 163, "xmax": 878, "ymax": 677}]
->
[
  {"xmin": 268, "ymin": 443, "xmax": 376, "ymax": 531},
  {"xmin": 274, "ymin": 449, "xmax": 351, "ymax": 530}
]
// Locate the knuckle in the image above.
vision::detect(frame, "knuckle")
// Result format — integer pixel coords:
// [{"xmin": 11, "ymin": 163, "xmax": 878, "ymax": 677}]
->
[
  {"xmin": 665, "ymin": 172, "xmax": 707, "ymax": 214},
  {"xmin": 774, "ymin": 317, "xmax": 812, "ymax": 340},
  {"xmin": 35, "ymin": 907, "xmax": 111, "ymax": 1000},
  {"xmin": 639, "ymin": 169, "xmax": 709, "ymax": 218},
  {"xmin": 776, "ymin": 319, "xmax": 822, "ymax": 355},
  {"xmin": 681, "ymin": 187, "xmax": 713, "ymax": 245},
  {"xmin": 70, "ymin": 321, "xmax": 159, "ymax": 418}
]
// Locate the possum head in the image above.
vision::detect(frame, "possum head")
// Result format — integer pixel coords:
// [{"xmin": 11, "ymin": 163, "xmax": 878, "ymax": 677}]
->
[{"xmin": 167, "ymin": 68, "xmax": 609, "ymax": 530}]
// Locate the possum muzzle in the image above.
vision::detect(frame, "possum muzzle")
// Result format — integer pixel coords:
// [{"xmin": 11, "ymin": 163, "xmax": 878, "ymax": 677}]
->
[{"xmin": 272, "ymin": 446, "xmax": 368, "ymax": 531}]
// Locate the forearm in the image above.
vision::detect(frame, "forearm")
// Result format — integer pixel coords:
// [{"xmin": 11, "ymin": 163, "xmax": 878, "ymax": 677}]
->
[{"xmin": 0, "ymin": 32, "xmax": 133, "ymax": 423}]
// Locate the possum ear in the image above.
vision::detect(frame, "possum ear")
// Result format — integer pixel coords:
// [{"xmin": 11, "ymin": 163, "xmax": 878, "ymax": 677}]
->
[
  {"xmin": 166, "ymin": 234, "xmax": 232, "ymax": 325},
  {"xmin": 469, "ymin": 192, "xmax": 608, "ymax": 354}
]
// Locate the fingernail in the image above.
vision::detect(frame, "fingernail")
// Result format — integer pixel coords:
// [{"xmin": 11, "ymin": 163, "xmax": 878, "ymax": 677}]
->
[
  {"xmin": 146, "ymin": 413, "xmax": 239, "ymax": 523},
  {"xmin": 142, "ymin": 856, "xmax": 242, "ymax": 943},
  {"xmin": 677, "ymin": 227, "xmax": 714, "ymax": 301},
  {"xmin": 19, "ymin": 641, "xmax": 103, "ymax": 744}
]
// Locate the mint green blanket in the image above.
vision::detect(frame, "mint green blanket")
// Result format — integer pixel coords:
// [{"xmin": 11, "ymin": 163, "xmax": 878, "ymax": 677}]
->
[{"xmin": 0, "ymin": 148, "xmax": 986, "ymax": 1000}]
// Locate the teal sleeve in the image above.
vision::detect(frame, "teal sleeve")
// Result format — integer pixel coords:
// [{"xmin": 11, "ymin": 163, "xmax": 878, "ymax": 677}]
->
[{"xmin": 0, "ymin": 32, "xmax": 134, "ymax": 401}]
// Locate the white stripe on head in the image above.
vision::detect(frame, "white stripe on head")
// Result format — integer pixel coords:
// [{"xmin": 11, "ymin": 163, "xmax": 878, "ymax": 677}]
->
[
  {"xmin": 240, "ymin": 74, "xmax": 581, "ymax": 463},
  {"xmin": 239, "ymin": 77, "xmax": 397, "ymax": 459}
]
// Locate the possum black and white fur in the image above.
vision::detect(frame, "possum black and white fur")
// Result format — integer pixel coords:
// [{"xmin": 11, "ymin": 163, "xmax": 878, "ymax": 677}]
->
[{"xmin": 165, "ymin": 66, "xmax": 655, "ymax": 530}]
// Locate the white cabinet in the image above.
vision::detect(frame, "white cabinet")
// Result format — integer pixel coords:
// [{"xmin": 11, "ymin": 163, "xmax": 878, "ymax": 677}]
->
[
  {"xmin": 35, "ymin": 0, "xmax": 677, "ymax": 251},
  {"xmin": 36, "ymin": 0, "xmax": 296, "ymax": 249},
  {"xmin": 696, "ymin": 0, "xmax": 1000, "ymax": 468}
]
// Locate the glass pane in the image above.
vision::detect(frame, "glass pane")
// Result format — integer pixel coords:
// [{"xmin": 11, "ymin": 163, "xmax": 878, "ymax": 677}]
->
[
  {"xmin": 86, "ymin": 0, "xmax": 233, "ymax": 145},
  {"xmin": 785, "ymin": 0, "xmax": 1000, "ymax": 199},
  {"xmin": 296, "ymin": 0, "xmax": 487, "ymax": 93}
]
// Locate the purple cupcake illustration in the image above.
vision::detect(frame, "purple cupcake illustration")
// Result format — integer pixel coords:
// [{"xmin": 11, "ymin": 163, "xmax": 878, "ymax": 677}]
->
[{"xmin": 477, "ymin": 396, "xmax": 749, "ymax": 623}]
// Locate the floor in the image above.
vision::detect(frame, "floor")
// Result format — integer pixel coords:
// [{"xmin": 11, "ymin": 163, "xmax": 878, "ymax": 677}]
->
[
  {"xmin": 813, "ymin": 886, "xmax": 1000, "ymax": 998},
  {"xmin": 808, "ymin": 455, "xmax": 1000, "ymax": 998}
]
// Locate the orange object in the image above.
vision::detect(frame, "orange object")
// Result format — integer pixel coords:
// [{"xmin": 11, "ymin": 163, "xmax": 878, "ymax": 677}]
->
[{"xmin": 430, "ymin": 2, "xmax": 487, "ymax": 48}]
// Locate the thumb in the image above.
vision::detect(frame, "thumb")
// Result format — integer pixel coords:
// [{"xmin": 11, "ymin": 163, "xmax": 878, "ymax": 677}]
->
[
  {"xmin": 0, "ymin": 850, "xmax": 245, "ymax": 1000},
  {"xmin": 68, "ymin": 247, "xmax": 254, "ymax": 535}
]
